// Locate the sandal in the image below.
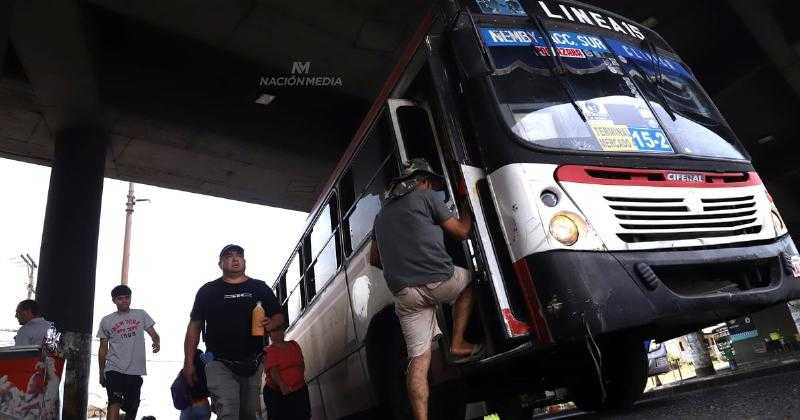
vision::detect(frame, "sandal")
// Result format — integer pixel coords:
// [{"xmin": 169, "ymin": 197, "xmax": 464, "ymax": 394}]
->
[{"xmin": 451, "ymin": 343, "xmax": 485, "ymax": 364}]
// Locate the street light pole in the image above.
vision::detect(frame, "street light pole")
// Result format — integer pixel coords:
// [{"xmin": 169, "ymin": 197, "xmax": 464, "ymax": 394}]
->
[
  {"xmin": 20, "ymin": 253, "xmax": 37, "ymax": 299},
  {"xmin": 121, "ymin": 182, "xmax": 149, "ymax": 285}
]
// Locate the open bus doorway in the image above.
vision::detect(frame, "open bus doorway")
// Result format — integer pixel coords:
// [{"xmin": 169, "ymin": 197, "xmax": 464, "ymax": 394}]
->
[{"xmin": 385, "ymin": 91, "xmax": 490, "ymax": 365}]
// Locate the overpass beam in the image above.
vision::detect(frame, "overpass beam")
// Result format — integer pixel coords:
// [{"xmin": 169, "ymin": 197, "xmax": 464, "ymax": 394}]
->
[
  {"xmin": 728, "ymin": 0, "xmax": 800, "ymax": 100},
  {"xmin": 36, "ymin": 126, "xmax": 107, "ymax": 420}
]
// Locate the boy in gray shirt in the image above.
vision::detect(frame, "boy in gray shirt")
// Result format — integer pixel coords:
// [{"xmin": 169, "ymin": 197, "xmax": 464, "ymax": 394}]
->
[{"xmin": 97, "ymin": 285, "xmax": 160, "ymax": 420}]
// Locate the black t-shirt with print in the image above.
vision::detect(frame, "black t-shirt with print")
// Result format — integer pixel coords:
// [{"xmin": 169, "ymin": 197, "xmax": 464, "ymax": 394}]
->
[{"xmin": 190, "ymin": 277, "xmax": 281, "ymax": 361}]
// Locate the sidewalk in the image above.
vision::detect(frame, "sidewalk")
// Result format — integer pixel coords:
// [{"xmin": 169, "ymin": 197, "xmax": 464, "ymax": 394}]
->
[{"xmin": 643, "ymin": 353, "xmax": 800, "ymax": 400}]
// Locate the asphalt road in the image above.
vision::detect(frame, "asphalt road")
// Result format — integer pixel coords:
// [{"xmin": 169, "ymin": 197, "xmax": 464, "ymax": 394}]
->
[{"xmin": 545, "ymin": 366, "xmax": 800, "ymax": 419}]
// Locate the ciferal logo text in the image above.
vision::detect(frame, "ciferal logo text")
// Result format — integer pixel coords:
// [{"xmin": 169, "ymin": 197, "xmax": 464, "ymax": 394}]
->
[
  {"xmin": 666, "ymin": 172, "xmax": 705, "ymax": 183},
  {"xmin": 260, "ymin": 61, "xmax": 342, "ymax": 87}
]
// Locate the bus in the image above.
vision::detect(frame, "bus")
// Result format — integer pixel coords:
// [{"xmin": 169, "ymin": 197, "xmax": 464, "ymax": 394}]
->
[{"xmin": 270, "ymin": 1, "xmax": 800, "ymax": 417}]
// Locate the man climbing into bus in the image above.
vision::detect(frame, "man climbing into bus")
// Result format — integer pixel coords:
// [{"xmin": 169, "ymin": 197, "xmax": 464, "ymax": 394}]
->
[{"xmin": 370, "ymin": 158, "xmax": 479, "ymax": 420}]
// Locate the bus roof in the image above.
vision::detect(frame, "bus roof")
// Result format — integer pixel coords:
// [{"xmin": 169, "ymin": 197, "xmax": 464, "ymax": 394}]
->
[
  {"xmin": 308, "ymin": 0, "xmax": 675, "ymax": 218},
  {"xmin": 474, "ymin": 0, "xmax": 674, "ymax": 52},
  {"xmin": 306, "ymin": 7, "xmax": 434, "ymax": 219}
]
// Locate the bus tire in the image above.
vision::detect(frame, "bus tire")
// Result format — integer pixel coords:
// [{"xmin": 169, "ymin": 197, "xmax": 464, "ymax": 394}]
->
[{"xmin": 569, "ymin": 336, "xmax": 647, "ymax": 412}]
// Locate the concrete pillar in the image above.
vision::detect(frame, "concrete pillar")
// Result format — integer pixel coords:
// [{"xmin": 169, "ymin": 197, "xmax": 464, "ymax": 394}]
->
[
  {"xmin": 36, "ymin": 126, "xmax": 107, "ymax": 420},
  {"xmin": 686, "ymin": 331, "xmax": 716, "ymax": 378}
]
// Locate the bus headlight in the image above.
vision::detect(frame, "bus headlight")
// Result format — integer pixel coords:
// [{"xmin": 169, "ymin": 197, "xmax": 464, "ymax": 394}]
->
[
  {"xmin": 772, "ymin": 210, "xmax": 785, "ymax": 233},
  {"xmin": 550, "ymin": 214, "xmax": 580, "ymax": 246}
]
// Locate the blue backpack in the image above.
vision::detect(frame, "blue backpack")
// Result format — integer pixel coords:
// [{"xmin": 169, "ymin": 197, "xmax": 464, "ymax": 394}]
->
[{"xmin": 171, "ymin": 351, "xmax": 208, "ymax": 410}]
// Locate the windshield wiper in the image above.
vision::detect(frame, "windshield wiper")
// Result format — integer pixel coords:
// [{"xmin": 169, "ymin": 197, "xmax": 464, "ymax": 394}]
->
[
  {"xmin": 640, "ymin": 39, "xmax": 676, "ymax": 121},
  {"xmin": 626, "ymin": 54, "xmax": 677, "ymax": 121},
  {"xmin": 526, "ymin": 11, "xmax": 586, "ymax": 122}
]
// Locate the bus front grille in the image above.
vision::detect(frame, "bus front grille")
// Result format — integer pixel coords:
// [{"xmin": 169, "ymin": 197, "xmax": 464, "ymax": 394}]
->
[{"xmin": 605, "ymin": 195, "xmax": 762, "ymax": 243}]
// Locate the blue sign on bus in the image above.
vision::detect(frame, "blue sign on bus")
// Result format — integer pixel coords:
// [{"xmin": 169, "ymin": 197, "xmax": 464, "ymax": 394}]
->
[
  {"xmin": 605, "ymin": 38, "xmax": 690, "ymax": 78},
  {"xmin": 480, "ymin": 28, "xmax": 609, "ymax": 55},
  {"xmin": 629, "ymin": 127, "xmax": 674, "ymax": 153}
]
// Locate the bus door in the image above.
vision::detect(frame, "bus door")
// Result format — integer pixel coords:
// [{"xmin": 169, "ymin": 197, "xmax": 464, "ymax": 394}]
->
[
  {"xmin": 426, "ymin": 26, "xmax": 536, "ymax": 352},
  {"xmin": 386, "ymin": 98, "xmax": 492, "ymax": 361}
]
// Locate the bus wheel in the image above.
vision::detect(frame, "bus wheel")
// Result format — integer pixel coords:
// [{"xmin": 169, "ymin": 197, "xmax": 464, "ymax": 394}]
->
[{"xmin": 569, "ymin": 336, "xmax": 647, "ymax": 412}]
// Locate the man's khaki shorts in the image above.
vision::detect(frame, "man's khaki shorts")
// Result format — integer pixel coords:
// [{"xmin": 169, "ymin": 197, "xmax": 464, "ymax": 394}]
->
[{"xmin": 393, "ymin": 266, "xmax": 471, "ymax": 359}]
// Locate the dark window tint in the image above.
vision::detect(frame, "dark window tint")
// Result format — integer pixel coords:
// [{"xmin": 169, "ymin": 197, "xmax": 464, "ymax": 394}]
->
[
  {"xmin": 344, "ymin": 155, "xmax": 398, "ymax": 254},
  {"xmin": 340, "ymin": 112, "xmax": 398, "ymax": 255},
  {"xmin": 306, "ymin": 199, "xmax": 340, "ymax": 297},
  {"xmin": 275, "ymin": 274, "xmax": 287, "ymax": 303},
  {"xmin": 348, "ymin": 113, "xmax": 394, "ymax": 200},
  {"xmin": 397, "ymin": 106, "xmax": 444, "ymax": 176}
]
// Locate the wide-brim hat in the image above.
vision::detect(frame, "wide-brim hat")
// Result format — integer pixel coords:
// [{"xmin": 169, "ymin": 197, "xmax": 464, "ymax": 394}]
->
[{"xmin": 390, "ymin": 158, "xmax": 445, "ymax": 191}]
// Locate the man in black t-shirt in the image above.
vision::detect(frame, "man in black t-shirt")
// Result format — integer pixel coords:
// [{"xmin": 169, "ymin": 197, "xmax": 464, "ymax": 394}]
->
[{"xmin": 183, "ymin": 244, "xmax": 284, "ymax": 420}]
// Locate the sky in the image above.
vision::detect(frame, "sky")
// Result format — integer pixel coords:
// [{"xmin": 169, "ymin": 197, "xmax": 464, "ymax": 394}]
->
[{"xmin": 0, "ymin": 157, "xmax": 308, "ymax": 418}]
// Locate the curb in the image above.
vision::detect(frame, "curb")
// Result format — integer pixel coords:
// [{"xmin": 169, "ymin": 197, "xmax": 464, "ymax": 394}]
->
[{"xmin": 642, "ymin": 357, "xmax": 800, "ymax": 400}]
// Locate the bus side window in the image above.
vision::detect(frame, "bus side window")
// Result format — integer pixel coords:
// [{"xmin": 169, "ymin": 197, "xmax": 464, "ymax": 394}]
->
[
  {"xmin": 340, "ymin": 111, "xmax": 398, "ymax": 256},
  {"xmin": 275, "ymin": 273, "xmax": 287, "ymax": 317},
  {"xmin": 285, "ymin": 253, "xmax": 303, "ymax": 325},
  {"xmin": 305, "ymin": 195, "xmax": 341, "ymax": 300}
]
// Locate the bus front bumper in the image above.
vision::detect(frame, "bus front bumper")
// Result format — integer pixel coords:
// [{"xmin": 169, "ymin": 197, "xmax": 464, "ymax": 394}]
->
[{"xmin": 523, "ymin": 235, "xmax": 800, "ymax": 343}]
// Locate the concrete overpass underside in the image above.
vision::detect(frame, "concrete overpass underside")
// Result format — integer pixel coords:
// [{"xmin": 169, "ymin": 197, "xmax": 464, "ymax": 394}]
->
[{"xmin": 1, "ymin": 0, "xmax": 428, "ymax": 211}]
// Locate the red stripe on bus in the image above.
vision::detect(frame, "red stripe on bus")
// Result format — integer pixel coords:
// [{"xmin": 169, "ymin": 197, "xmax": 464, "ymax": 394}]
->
[
  {"xmin": 512, "ymin": 259, "xmax": 553, "ymax": 346},
  {"xmin": 309, "ymin": 8, "xmax": 435, "ymax": 215},
  {"xmin": 555, "ymin": 165, "xmax": 761, "ymax": 188},
  {"xmin": 501, "ymin": 308, "xmax": 530, "ymax": 336}
]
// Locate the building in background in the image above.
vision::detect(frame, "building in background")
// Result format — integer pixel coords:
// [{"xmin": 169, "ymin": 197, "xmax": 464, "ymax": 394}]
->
[{"xmin": 727, "ymin": 303, "xmax": 800, "ymax": 365}]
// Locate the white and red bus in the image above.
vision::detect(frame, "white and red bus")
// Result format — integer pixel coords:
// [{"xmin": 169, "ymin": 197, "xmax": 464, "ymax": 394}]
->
[{"xmin": 270, "ymin": 1, "xmax": 800, "ymax": 417}]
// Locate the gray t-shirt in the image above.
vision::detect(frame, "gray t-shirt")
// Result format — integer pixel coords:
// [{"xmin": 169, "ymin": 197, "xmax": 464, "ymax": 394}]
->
[
  {"xmin": 14, "ymin": 317, "xmax": 51, "ymax": 346},
  {"xmin": 96, "ymin": 309, "xmax": 155, "ymax": 376},
  {"xmin": 374, "ymin": 188, "xmax": 455, "ymax": 293}
]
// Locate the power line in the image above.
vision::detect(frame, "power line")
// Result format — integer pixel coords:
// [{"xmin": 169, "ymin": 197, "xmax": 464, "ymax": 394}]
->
[{"xmin": 20, "ymin": 253, "xmax": 37, "ymax": 299}]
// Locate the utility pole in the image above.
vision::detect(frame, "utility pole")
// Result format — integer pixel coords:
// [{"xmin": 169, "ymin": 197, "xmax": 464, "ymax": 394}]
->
[
  {"xmin": 121, "ymin": 182, "xmax": 150, "ymax": 285},
  {"xmin": 20, "ymin": 253, "xmax": 37, "ymax": 299}
]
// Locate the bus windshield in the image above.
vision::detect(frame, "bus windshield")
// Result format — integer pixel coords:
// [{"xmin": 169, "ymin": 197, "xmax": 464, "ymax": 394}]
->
[{"xmin": 480, "ymin": 23, "xmax": 747, "ymax": 160}]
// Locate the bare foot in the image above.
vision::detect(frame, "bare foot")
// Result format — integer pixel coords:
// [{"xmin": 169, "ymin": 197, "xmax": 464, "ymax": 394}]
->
[{"xmin": 450, "ymin": 342, "xmax": 479, "ymax": 357}]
